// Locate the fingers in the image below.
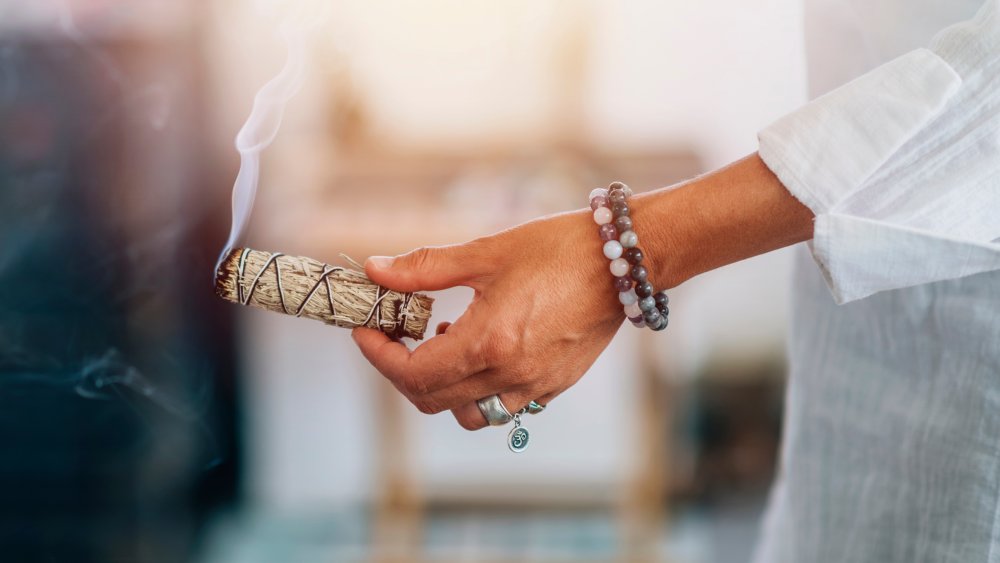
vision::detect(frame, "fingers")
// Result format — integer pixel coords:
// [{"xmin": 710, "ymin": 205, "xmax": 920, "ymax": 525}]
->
[
  {"xmin": 355, "ymin": 323, "xmax": 552, "ymax": 423},
  {"xmin": 353, "ymin": 326, "xmax": 539, "ymax": 430},
  {"xmin": 447, "ymin": 384, "xmax": 564, "ymax": 431},
  {"xmin": 351, "ymin": 327, "xmax": 411, "ymax": 380},
  {"xmin": 355, "ymin": 314, "xmax": 571, "ymax": 431},
  {"xmin": 352, "ymin": 321, "xmax": 484, "ymax": 396},
  {"xmin": 450, "ymin": 392, "xmax": 533, "ymax": 431},
  {"xmin": 406, "ymin": 367, "xmax": 527, "ymax": 415},
  {"xmin": 365, "ymin": 241, "xmax": 489, "ymax": 293},
  {"xmin": 533, "ymin": 390, "xmax": 559, "ymax": 406}
]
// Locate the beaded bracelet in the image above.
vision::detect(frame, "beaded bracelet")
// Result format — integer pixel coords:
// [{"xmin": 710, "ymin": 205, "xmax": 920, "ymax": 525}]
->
[{"xmin": 590, "ymin": 182, "xmax": 670, "ymax": 331}]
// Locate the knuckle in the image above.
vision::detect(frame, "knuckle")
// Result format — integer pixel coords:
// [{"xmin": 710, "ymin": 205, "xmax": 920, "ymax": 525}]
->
[
  {"xmin": 404, "ymin": 247, "xmax": 434, "ymax": 271},
  {"xmin": 413, "ymin": 398, "xmax": 441, "ymax": 415},
  {"xmin": 482, "ymin": 329, "xmax": 516, "ymax": 364},
  {"xmin": 401, "ymin": 372, "xmax": 430, "ymax": 396},
  {"xmin": 467, "ymin": 336, "xmax": 486, "ymax": 365}
]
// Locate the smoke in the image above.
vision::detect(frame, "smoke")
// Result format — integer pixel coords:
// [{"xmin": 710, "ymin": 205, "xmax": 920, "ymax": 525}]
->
[
  {"xmin": 5, "ymin": 347, "xmax": 222, "ymax": 469},
  {"xmin": 52, "ymin": 0, "xmax": 127, "ymax": 88},
  {"xmin": 2, "ymin": 345, "xmax": 205, "ymax": 422},
  {"xmin": 216, "ymin": 3, "xmax": 329, "ymax": 271},
  {"xmin": 50, "ymin": 0, "xmax": 173, "ymax": 136},
  {"xmin": 72, "ymin": 348, "xmax": 203, "ymax": 421}
]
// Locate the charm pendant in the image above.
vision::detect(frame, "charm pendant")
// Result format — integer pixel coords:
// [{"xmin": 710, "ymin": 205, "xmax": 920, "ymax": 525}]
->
[{"xmin": 508, "ymin": 413, "xmax": 529, "ymax": 453}]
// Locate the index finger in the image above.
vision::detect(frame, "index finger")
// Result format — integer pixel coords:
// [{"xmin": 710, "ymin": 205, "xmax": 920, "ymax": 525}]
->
[{"xmin": 351, "ymin": 324, "xmax": 480, "ymax": 395}]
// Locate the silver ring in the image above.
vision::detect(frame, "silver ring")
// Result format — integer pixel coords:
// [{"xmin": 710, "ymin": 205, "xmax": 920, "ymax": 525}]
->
[
  {"xmin": 477, "ymin": 395, "xmax": 513, "ymax": 426},
  {"xmin": 526, "ymin": 400, "xmax": 546, "ymax": 415}
]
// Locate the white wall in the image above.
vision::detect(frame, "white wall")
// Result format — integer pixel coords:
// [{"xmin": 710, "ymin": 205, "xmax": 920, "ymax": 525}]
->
[{"xmin": 587, "ymin": 0, "xmax": 807, "ymax": 169}]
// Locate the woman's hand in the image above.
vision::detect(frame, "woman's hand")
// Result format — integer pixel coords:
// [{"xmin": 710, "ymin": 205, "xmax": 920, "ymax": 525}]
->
[
  {"xmin": 351, "ymin": 209, "xmax": 624, "ymax": 430},
  {"xmin": 351, "ymin": 154, "xmax": 814, "ymax": 430}
]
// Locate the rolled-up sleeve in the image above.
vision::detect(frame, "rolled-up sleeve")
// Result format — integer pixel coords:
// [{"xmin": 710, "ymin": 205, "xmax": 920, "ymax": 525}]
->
[{"xmin": 758, "ymin": 0, "xmax": 1000, "ymax": 304}]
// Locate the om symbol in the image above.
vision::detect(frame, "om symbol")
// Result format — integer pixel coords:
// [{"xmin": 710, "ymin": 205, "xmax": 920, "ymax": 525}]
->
[{"xmin": 508, "ymin": 427, "xmax": 529, "ymax": 453}]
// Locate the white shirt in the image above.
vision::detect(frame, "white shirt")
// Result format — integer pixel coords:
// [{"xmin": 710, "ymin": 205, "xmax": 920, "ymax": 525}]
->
[{"xmin": 754, "ymin": 1, "xmax": 1000, "ymax": 561}]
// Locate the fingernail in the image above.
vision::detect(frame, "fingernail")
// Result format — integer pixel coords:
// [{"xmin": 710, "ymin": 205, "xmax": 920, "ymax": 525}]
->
[{"xmin": 367, "ymin": 256, "xmax": 394, "ymax": 269}]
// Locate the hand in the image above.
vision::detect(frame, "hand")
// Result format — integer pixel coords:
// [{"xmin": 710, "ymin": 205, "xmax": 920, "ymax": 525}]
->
[
  {"xmin": 351, "ymin": 209, "xmax": 624, "ymax": 430},
  {"xmin": 351, "ymin": 154, "xmax": 814, "ymax": 430}
]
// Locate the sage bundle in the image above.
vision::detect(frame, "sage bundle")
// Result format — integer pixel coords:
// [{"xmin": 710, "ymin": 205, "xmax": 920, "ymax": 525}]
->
[{"xmin": 215, "ymin": 248, "xmax": 433, "ymax": 340}]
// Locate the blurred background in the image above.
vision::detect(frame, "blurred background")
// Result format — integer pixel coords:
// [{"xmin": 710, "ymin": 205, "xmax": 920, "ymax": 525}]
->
[{"xmin": 0, "ymin": 0, "xmax": 807, "ymax": 561}]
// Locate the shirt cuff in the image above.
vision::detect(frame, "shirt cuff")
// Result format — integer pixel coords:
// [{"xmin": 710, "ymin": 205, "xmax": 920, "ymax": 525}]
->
[
  {"xmin": 758, "ymin": 48, "xmax": 974, "ymax": 303},
  {"xmin": 758, "ymin": 48, "xmax": 961, "ymax": 216},
  {"xmin": 812, "ymin": 214, "xmax": 1000, "ymax": 304}
]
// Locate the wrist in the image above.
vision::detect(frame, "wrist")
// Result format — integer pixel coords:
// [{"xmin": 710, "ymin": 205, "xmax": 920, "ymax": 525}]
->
[
  {"xmin": 585, "ymin": 183, "xmax": 672, "ymax": 330},
  {"xmin": 628, "ymin": 153, "xmax": 815, "ymax": 290},
  {"xmin": 569, "ymin": 209, "xmax": 629, "ymax": 325},
  {"xmin": 628, "ymin": 187, "xmax": 691, "ymax": 291}
]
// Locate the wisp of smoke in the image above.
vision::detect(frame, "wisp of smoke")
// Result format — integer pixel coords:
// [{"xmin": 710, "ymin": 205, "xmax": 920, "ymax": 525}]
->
[
  {"xmin": 5, "ymin": 348, "xmax": 203, "ymax": 421},
  {"xmin": 73, "ymin": 348, "xmax": 202, "ymax": 421},
  {"xmin": 51, "ymin": 0, "xmax": 174, "ymax": 136},
  {"xmin": 216, "ymin": 4, "xmax": 328, "ymax": 272},
  {"xmin": 5, "ymin": 347, "xmax": 222, "ymax": 468}
]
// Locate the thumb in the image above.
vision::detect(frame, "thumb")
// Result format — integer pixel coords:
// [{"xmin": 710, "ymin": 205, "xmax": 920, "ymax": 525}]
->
[{"xmin": 365, "ymin": 243, "xmax": 485, "ymax": 292}]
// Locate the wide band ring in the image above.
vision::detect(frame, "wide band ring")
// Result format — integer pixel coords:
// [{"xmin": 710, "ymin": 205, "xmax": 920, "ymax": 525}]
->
[{"xmin": 477, "ymin": 395, "xmax": 514, "ymax": 426}]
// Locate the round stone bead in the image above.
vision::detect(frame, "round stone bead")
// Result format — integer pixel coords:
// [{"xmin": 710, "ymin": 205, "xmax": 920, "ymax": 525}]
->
[
  {"xmin": 614, "ymin": 216, "xmax": 633, "ymax": 233},
  {"xmin": 590, "ymin": 195, "xmax": 608, "ymax": 211},
  {"xmin": 654, "ymin": 291, "xmax": 669, "ymax": 309},
  {"xmin": 631, "ymin": 320, "xmax": 645, "ymax": 328},
  {"xmin": 618, "ymin": 289, "xmax": 638, "ymax": 305},
  {"xmin": 651, "ymin": 316, "xmax": 668, "ymax": 331},
  {"xmin": 613, "ymin": 276, "xmax": 633, "ymax": 292},
  {"xmin": 635, "ymin": 281, "xmax": 653, "ymax": 298},
  {"xmin": 624, "ymin": 301, "xmax": 642, "ymax": 319},
  {"xmin": 637, "ymin": 295, "xmax": 656, "ymax": 313},
  {"xmin": 589, "ymin": 187, "xmax": 608, "ymax": 200},
  {"xmin": 620, "ymin": 230, "xmax": 639, "ymax": 248},
  {"xmin": 608, "ymin": 190, "xmax": 627, "ymax": 206},
  {"xmin": 630, "ymin": 264, "xmax": 648, "ymax": 283},
  {"xmin": 657, "ymin": 304, "xmax": 670, "ymax": 317},
  {"xmin": 642, "ymin": 308, "xmax": 661, "ymax": 324},
  {"xmin": 611, "ymin": 202, "xmax": 630, "ymax": 218},
  {"xmin": 623, "ymin": 247, "xmax": 643, "ymax": 265},
  {"xmin": 593, "ymin": 207, "xmax": 613, "ymax": 225},
  {"xmin": 603, "ymin": 240, "xmax": 623, "ymax": 260},
  {"xmin": 609, "ymin": 258, "xmax": 630, "ymax": 277},
  {"xmin": 599, "ymin": 223, "xmax": 618, "ymax": 242},
  {"xmin": 608, "ymin": 181, "xmax": 628, "ymax": 195}
]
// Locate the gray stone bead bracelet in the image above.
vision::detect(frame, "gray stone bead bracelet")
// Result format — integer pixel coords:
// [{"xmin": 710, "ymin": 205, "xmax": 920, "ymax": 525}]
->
[{"xmin": 590, "ymin": 182, "xmax": 670, "ymax": 331}]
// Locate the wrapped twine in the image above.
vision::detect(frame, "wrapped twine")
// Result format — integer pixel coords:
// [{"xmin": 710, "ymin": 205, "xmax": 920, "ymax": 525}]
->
[{"xmin": 215, "ymin": 248, "xmax": 433, "ymax": 340}]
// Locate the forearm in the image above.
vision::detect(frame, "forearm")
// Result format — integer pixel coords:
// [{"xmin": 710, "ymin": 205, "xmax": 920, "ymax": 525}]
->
[{"xmin": 631, "ymin": 153, "xmax": 815, "ymax": 289}]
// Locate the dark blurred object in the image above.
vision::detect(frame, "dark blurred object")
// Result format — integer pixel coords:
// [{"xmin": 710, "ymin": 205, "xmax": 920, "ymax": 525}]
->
[
  {"xmin": 685, "ymin": 361, "xmax": 785, "ymax": 500},
  {"xmin": 0, "ymin": 20, "xmax": 239, "ymax": 563}
]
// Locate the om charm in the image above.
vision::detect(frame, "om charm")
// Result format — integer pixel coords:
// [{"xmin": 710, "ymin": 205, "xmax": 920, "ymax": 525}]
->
[{"xmin": 508, "ymin": 413, "xmax": 529, "ymax": 453}]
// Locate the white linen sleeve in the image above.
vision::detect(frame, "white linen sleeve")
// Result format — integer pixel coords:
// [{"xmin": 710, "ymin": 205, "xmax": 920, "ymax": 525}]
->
[{"xmin": 758, "ymin": 0, "xmax": 1000, "ymax": 304}]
